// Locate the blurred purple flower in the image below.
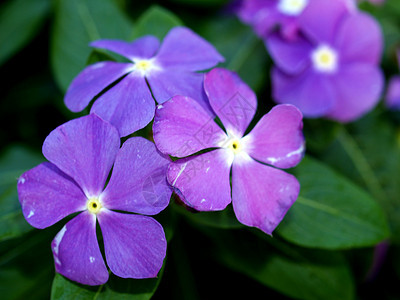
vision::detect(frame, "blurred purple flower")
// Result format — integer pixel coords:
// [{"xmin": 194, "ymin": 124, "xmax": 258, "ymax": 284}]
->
[
  {"xmin": 386, "ymin": 50, "xmax": 400, "ymax": 109},
  {"xmin": 268, "ymin": 0, "xmax": 384, "ymax": 122},
  {"xmin": 153, "ymin": 68, "xmax": 305, "ymax": 235},
  {"xmin": 17, "ymin": 114, "xmax": 171, "ymax": 285},
  {"xmin": 64, "ymin": 27, "xmax": 224, "ymax": 137}
]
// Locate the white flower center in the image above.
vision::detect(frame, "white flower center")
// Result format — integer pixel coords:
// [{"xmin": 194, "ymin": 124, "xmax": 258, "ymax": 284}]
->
[
  {"xmin": 311, "ymin": 45, "xmax": 338, "ymax": 73},
  {"xmin": 131, "ymin": 58, "xmax": 160, "ymax": 76},
  {"xmin": 277, "ymin": 0, "xmax": 308, "ymax": 16},
  {"xmin": 87, "ymin": 197, "xmax": 102, "ymax": 214}
]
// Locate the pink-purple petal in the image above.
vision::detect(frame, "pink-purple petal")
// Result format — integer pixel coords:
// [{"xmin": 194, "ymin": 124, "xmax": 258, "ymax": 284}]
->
[
  {"xmin": 90, "ymin": 36, "xmax": 160, "ymax": 60},
  {"xmin": 64, "ymin": 62, "xmax": 132, "ymax": 112},
  {"xmin": 154, "ymin": 26, "xmax": 224, "ymax": 71},
  {"xmin": 386, "ymin": 76, "xmax": 400, "ymax": 109},
  {"xmin": 167, "ymin": 149, "xmax": 233, "ymax": 211},
  {"xmin": 327, "ymin": 64, "xmax": 383, "ymax": 122},
  {"xmin": 272, "ymin": 67, "xmax": 335, "ymax": 117},
  {"xmin": 244, "ymin": 104, "xmax": 305, "ymax": 169},
  {"xmin": 102, "ymin": 137, "xmax": 171, "ymax": 215},
  {"xmin": 299, "ymin": 0, "xmax": 348, "ymax": 43},
  {"xmin": 147, "ymin": 70, "xmax": 214, "ymax": 115},
  {"xmin": 91, "ymin": 73, "xmax": 155, "ymax": 137},
  {"xmin": 42, "ymin": 114, "xmax": 120, "ymax": 197},
  {"xmin": 232, "ymin": 159, "xmax": 300, "ymax": 235},
  {"xmin": 204, "ymin": 68, "xmax": 257, "ymax": 136},
  {"xmin": 98, "ymin": 209, "xmax": 166, "ymax": 279},
  {"xmin": 17, "ymin": 162, "xmax": 87, "ymax": 229},
  {"xmin": 52, "ymin": 211, "xmax": 109, "ymax": 286},
  {"xmin": 153, "ymin": 95, "xmax": 225, "ymax": 157},
  {"xmin": 334, "ymin": 12, "xmax": 383, "ymax": 65}
]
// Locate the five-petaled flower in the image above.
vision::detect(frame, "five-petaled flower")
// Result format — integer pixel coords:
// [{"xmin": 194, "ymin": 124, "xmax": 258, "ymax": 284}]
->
[
  {"xmin": 153, "ymin": 68, "xmax": 305, "ymax": 235},
  {"xmin": 64, "ymin": 26, "xmax": 224, "ymax": 137},
  {"xmin": 17, "ymin": 114, "xmax": 172, "ymax": 285},
  {"xmin": 267, "ymin": 0, "xmax": 383, "ymax": 122}
]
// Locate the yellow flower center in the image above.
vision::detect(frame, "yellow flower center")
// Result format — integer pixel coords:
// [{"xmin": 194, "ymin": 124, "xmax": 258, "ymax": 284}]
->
[
  {"xmin": 278, "ymin": 0, "xmax": 308, "ymax": 16},
  {"xmin": 229, "ymin": 139, "xmax": 242, "ymax": 154},
  {"xmin": 135, "ymin": 60, "xmax": 151, "ymax": 71},
  {"xmin": 311, "ymin": 45, "xmax": 338, "ymax": 73},
  {"xmin": 87, "ymin": 198, "xmax": 102, "ymax": 214}
]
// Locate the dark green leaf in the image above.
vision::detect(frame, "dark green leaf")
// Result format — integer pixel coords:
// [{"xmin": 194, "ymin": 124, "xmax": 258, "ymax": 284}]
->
[
  {"xmin": 0, "ymin": 146, "xmax": 43, "ymax": 241},
  {"xmin": 131, "ymin": 5, "xmax": 183, "ymax": 40},
  {"xmin": 277, "ymin": 156, "xmax": 390, "ymax": 249},
  {"xmin": 0, "ymin": 0, "xmax": 50, "ymax": 65},
  {"xmin": 206, "ymin": 228, "xmax": 355, "ymax": 300},
  {"xmin": 51, "ymin": 0, "xmax": 133, "ymax": 91},
  {"xmin": 51, "ymin": 264, "xmax": 165, "ymax": 300}
]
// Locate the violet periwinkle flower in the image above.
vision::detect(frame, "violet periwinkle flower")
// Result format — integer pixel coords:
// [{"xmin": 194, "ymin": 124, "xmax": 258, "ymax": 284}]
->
[
  {"xmin": 153, "ymin": 68, "xmax": 305, "ymax": 235},
  {"xmin": 268, "ymin": 0, "xmax": 384, "ymax": 122},
  {"xmin": 386, "ymin": 50, "xmax": 400, "ymax": 109},
  {"xmin": 64, "ymin": 27, "xmax": 224, "ymax": 137},
  {"xmin": 17, "ymin": 114, "xmax": 171, "ymax": 285}
]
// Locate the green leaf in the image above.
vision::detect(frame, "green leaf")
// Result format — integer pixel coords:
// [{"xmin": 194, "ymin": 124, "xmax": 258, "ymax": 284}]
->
[
  {"xmin": 51, "ymin": 0, "xmax": 133, "ymax": 91},
  {"xmin": 277, "ymin": 156, "xmax": 390, "ymax": 249},
  {"xmin": 320, "ymin": 109, "xmax": 400, "ymax": 244},
  {"xmin": 0, "ymin": 146, "xmax": 43, "ymax": 241},
  {"xmin": 206, "ymin": 228, "xmax": 355, "ymax": 300},
  {"xmin": 131, "ymin": 5, "xmax": 183, "ymax": 40},
  {"xmin": 51, "ymin": 264, "xmax": 165, "ymax": 300},
  {"xmin": 0, "ymin": 0, "xmax": 50, "ymax": 65}
]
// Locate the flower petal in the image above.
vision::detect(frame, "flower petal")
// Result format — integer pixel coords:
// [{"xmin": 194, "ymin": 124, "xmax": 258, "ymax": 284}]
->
[
  {"xmin": 272, "ymin": 67, "xmax": 335, "ymax": 117},
  {"xmin": 232, "ymin": 159, "xmax": 300, "ymax": 235},
  {"xmin": 204, "ymin": 68, "xmax": 257, "ymax": 137},
  {"xmin": 167, "ymin": 149, "xmax": 232, "ymax": 211},
  {"xmin": 98, "ymin": 209, "xmax": 166, "ymax": 279},
  {"xmin": 153, "ymin": 95, "xmax": 225, "ymax": 157},
  {"xmin": 64, "ymin": 62, "xmax": 132, "ymax": 112},
  {"xmin": 243, "ymin": 104, "xmax": 305, "ymax": 169},
  {"xmin": 90, "ymin": 36, "xmax": 160, "ymax": 60},
  {"xmin": 102, "ymin": 137, "xmax": 171, "ymax": 215},
  {"xmin": 386, "ymin": 76, "xmax": 400, "ymax": 109},
  {"xmin": 334, "ymin": 12, "xmax": 382, "ymax": 65},
  {"xmin": 147, "ymin": 69, "xmax": 213, "ymax": 114},
  {"xmin": 154, "ymin": 26, "xmax": 224, "ymax": 71},
  {"xmin": 266, "ymin": 32, "xmax": 313, "ymax": 74},
  {"xmin": 17, "ymin": 162, "xmax": 87, "ymax": 229},
  {"xmin": 52, "ymin": 211, "xmax": 108, "ymax": 286},
  {"xmin": 42, "ymin": 114, "xmax": 120, "ymax": 197},
  {"xmin": 327, "ymin": 64, "xmax": 383, "ymax": 122},
  {"xmin": 91, "ymin": 73, "xmax": 155, "ymax": 137},
  {"xmin": 299, "ymin": 0, "xmax": 348, "ymax": 43}
]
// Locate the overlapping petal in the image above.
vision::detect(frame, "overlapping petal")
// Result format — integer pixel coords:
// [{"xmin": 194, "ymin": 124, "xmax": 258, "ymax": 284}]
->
[
  {"xmin": 90, "ymin": 36, "xmax": 160, "ymax": 60},
  {"xmin": 42, "ymin": 114, "xmax": 120, "ymax": 197},
  {"xmin": 153, "ymin": 95, "xmax": 224, "ymax": 157},
  {"xmin": 204, "ymin": 68, "xmax": 257, "ymax": 136},
  {"xmin": 167, "ymin": 149, "xmax": 233, "ymax": 211},
  {"xmin": 102, "ymin": 137, "xmax": 171, "ymax": 215},
  {"xmin": 327, "ymin": 64, "xmax": 383, "ymax": 122},
  {"xmin": 243, "ymin": 104, "xmax": 304, "ymax": 169},
  {"xmin": 334, "ymin": 12, "xmax": 382, "ymax": 65},
  {"xmin": 64, "ymin": 62, "xmax": 132, "ymax": 112},
  {"xmin": 52, "ymin": 211, "xmax": 109, "ymax": 286},
  {"xmin": 17, "ymin": 162, "xmax": 87, "ymax": 229},
  {"xmin": 272, "ymin": 68, "xmax": 335, "ymax": 117},
  {"xmin": 98, "ymin": 209, "xmax": 166, "ymax": 279},
  {"xmin": 232, "ymin": 159, "xmax": 300, "ymax": 235},
  {"xmin": 91, "ymin": 73, "xmax": 155, "ymax": 137},
  {"xmin": 154, "ymin": 27, "xmax": 224, "ymax": 71}
]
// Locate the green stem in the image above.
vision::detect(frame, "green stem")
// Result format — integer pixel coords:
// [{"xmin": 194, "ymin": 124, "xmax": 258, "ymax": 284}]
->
[{"xmin": 337, "ymin": 126, "xmax": 386, "ymax": 203}]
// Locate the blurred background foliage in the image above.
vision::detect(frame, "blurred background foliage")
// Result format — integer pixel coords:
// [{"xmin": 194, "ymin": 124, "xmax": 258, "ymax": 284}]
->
[{"xmin": 1, "ymin": 0, "xmax": 400, "ymax": 299}]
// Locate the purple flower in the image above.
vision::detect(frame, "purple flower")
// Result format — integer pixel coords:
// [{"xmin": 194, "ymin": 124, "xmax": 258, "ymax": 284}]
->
[
  {"xmin": 153, "ymin": 68, "xmax": 305, "ymax": 235},
  {"xmin": 236, "ymin": 0, "xmax": 353, "ymax": 40},
  {"xmin": 64, "ymin": 27, "xmax": 224, "ymax": 137},
  {"xmin": 268, "ymin": 0, "xmax": 384, "ymax": 122},
  {"xmin": 386, "ymin": 50, "xmax": 400, "ymax": 109},
  {"xmin": 17, "ymin": 114, "xmax": 171, "ymax": 285}
]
